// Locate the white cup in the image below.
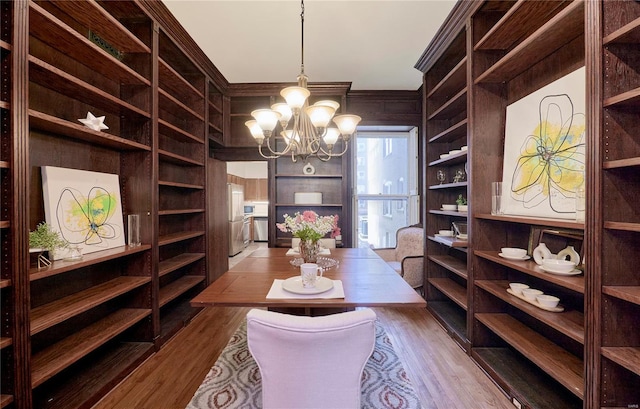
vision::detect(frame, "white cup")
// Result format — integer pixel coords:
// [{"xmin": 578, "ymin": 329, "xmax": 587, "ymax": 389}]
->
[{"xmin": 300, "ymin": 263, "xmax": 323, "ymax": 288}]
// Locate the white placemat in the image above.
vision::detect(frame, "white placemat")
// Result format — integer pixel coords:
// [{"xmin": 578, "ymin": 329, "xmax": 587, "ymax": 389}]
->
[
  {"xmin": 266, "ymin": 279, "xmax": 345, "ymax": 299},
  {"xmin": 285, "ymin": 248, "xmax": 331, "ymax": 256}
]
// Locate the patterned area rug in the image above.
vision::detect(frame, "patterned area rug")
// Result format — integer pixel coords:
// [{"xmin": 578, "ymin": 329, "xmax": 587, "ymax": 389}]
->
[{"xmin": 186, "ymin": 320, "xmax": 422, "ymax": 409}]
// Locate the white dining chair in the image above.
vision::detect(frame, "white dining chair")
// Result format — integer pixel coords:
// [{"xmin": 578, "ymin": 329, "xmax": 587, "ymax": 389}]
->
[{"xmin": 246, "ymin": 308, "xmax": 377, "ymax": 409}]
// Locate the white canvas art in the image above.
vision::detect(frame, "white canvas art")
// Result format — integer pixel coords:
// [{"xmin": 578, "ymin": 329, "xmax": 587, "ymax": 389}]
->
[
  {"xmin": 42, "ymin": 166, "xmax": 125, "ymax": 260},
  {"xmin": 501, "ymin": 67, "xmax": 586, "ymax": 219}
]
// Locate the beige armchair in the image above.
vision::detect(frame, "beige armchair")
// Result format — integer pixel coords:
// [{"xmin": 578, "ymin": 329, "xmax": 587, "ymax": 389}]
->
[{"xmin": 374, "ymin": 224, "xmax": 424, "ymax": 292}]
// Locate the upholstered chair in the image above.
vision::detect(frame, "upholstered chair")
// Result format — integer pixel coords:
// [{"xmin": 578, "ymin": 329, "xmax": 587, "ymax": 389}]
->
[
  {"xmin": 374, "ymin": 224, "xmax": 424, "ymax": 292},
  {"xmin": 246, "ymin": 308, "xmax": 377, "ymax": 409}
]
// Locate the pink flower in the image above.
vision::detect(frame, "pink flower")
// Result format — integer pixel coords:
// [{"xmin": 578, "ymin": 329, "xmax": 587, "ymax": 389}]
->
[{"xmin": 302, "ymin": 210, "xmax": 317, "ymax": 223}]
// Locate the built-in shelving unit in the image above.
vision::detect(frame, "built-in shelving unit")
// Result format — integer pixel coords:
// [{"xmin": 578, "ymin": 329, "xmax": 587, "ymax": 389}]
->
[
  {"xmin": 595, "ymin": 1, "xmax": 640, "ymax": 407},
  {"xmin": 415, "ymin": 0, "xmax": 640, "ymax": 406},
  {"xmin": 4, "ymin": 1, "xmax": 228, "ymax": 406},
  {"xmin": 422, "ymin": 27, "xmax": 470, "ymax": 351},
  {"xmin": 156, "ymin": 27, "xmax": 208, "ymax": 345}
]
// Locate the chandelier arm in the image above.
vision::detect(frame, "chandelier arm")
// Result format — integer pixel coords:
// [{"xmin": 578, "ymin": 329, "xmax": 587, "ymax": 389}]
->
[
  {"xmin": 257, "ymin": 144, "xmax": 283, "ymax": 159},
  {"xmin": 264, "ymin": 136, "xmax": 293, "ymax": 157},
  {"xmin": 317, "ymin": 139, "xmax": 350, "ymax": 158}
]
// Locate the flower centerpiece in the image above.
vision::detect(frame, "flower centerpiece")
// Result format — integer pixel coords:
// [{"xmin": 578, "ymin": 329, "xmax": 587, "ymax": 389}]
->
[{"xmin": 276, "ymin": 210, "xmax": 340, "ymax": 263}]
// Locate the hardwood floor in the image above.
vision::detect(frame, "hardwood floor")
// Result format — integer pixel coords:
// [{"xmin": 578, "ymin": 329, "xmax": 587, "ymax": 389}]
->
[{"xmin": 93, "ymin": 305, "xmax": 513, "ymax": 409}]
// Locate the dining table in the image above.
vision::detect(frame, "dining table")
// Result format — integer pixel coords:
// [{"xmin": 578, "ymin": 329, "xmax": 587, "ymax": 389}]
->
[{"xmin": 190, "ymin": 247, "xmax": 426, "ymax": 314}]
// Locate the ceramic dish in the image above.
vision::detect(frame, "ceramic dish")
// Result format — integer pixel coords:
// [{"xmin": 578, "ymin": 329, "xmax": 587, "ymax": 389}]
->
[
  {"xmin": 448, "ymin": 149, "xmax": 462, "ymax": 155},
  {"xmin": 282, "ymin": 276, "xmax": 334, "ymax": 295},
  {"xmin": 461, "ymin": 145, "xmax": 468, "ymax": 151},
  {"xmin": 289, "ymin": 257, "xmax": 339, "ymax": 270},
  {"xmin": 438, "ymin": 230, "xmax": 454, "ymax": 237},
  {"xmin": 456, "ymin": 234, "xmax": 468, "ymax": 240},
  {"xmin": 506, "ymin": 288, "xmax": 564, "ymax": 312},
  {"xmin": 441, "ymin": 204, "xmax": 457, "ymax": 211},
  {"xmin": 440, "ymin": 153, "xmax": 450, "ymax": 159},
  {"xmin": 539, "ymin": 266, "xmax": 582, "ymax": 276},
  {"xmin": 501, "ymin": 247, "xmax": 528, "ymax": 258},
  {"xmin": 499, "ymin": 253, "xmax": 531, "ymax": 261},
  {"xmin": 509, "ymin": 283, "xmax": 529, "ymax": 295}
]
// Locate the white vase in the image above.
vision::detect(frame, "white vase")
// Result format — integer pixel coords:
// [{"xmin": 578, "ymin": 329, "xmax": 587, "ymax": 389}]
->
[
  {"xmin": 557, "ymin": 246, "xmax": 580, "ymax": 265},
  {"xmin": 533, "ymin": 242, "xmax": 552, "ymax": 265}
]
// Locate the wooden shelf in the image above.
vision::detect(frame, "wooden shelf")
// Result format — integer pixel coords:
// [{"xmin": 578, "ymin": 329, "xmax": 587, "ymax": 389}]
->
[
  {"xmin": 30, "ymin": 276, "xmax": 150, "ymax": 335},
  {"xmin": 158, "ymin": 231, "xmax": 205, "ymax": 247},
  {"xmin": 158, "ymin": 209, "xmax": 205, "ymax": 216},
  {"xmin": 158, "ymin": 298, "xmax": 201, "ymax": 344},
  {"xmin": 0, "ymin": 395, "xmax": 12, "ymax": 409},
  {"xmin": 0, "ymin": 278, "xmax": 10, "ymax": 289},
  {"xmin": 475, "ymin": 251, "xmax": 585, "ymax": 293},
  {"xmin": 428, "ymin": 150, "xmax": 468, "ymax": 167},
  {"xmin": 603, "ymin": 17, "xmax": 640, "ymax": 44},
  {"xmin": 159, "ymin": 253, "xmax": 205, "ymax": 278},
  {"xmin": 428, "ymin": 254, "xmax": 468, "ymax": 279},
  {"xmin": 158, "ymin": 118, "xmax": 204, "ymax": 144},
  {"xmin": 158, "ymin": 88, "xmax": 205, "ymax": 122},
  {"xmin": 31, "ymin": 308, "xmax": 151, "ymax": 388},
  {"xmin": 476, "ymin": 279, "xmax": 584, "ymax": 343},
  {"xmin": 29, "ymin": 109, "xmax": 151, "ymax": 151},
  {"xmin": 475, "ymin": 213, "xmax": 584, "ymax": 230},
  {"xmin": 45, "ymin": 0, "xmax": 150, "ymax": 53},
  {"xmin": 475, "ymin": 0, "xmax": 584, "ymax": 84},
  {"xmin": 427, "ymin": 56, "xmax": 467, "ymax": 100},
  {"xmin": 0, "ymin": 101, "xmax": 9, "ymax": 110},
  {"xmin": 29, "ymin": 2, "xmax": 150, "ymax": 86},
  {"xmin": 428, "ymin": 181, "xmax": 468, "ymax": 190},
  {"xmin": 428, "ymin": 87, "xmax": 467, "ymax": 120},
  {"xmin": 158, "ymin": 58, "xmax": 204, "ymax": 100},
  {"xmin": 475, "ymin": 313, "xmax": 584, "ymax": 398},
  {"xmin": 29, "ymin": 56, "xmax": 150, "ymax": 118},
  {"xmin": 429, "ymin": 209, "xmax": 467, "ymax": 217},
  {"xmin": 603, "ymin": 221, "xmax": 640, "ymax": 232},
  {"xmin": 429, "ymin": 277, "xmax": 467, "ymax": 310},
  {"xmin": 603, "ymin": 156, "xmax": 640, "ymax": 169},
  {"xmin": 0, "ymin": 337, "xmax": 12, "ymax": 349},
  {"xmin": 158, "ymin": 180, "xmax": 204, "ymax": 190},
  {"xmin": 428, "ymin": 119, "xmax": 467, "ymax": 144},
  {"xmin": 473, "ymin": 348, "xmax": 583, "ymax": 409},
  {"xmin": 601, "ymin": 347, "xmax": 640, "ymax": 377},
  {"xmin": 602, "ymin": 286, "xmax": 640, "ymax": 306},
  {"xmin": 474, "ymin": 0, "xmax": 570, "ymax": 51},
  {"xmin": 427, "ymin": 300, "xmax": 468, "ymax": 348},
  {"xmin": 158, "ymin": 149, "xmax": 204, "ymax": 166},
  {"xmin": 0, "ymin": 39, "xmax": 11, "ymax": 51},
  {"xmin": 29, "ymin": 245, "xmax": 151, "ymax": 282},
  {"xmin": 32, "ymin": 341, "xmax": 153, "ymax": 409},
  {"xmin": 159, "ymin": 275, "xmax": 204, "ymax": 307},
  {"xmin": 428, "ymin": 235, "xmax": 467, "ymax": 248},
  {"xmin": 603, "ymin": 86, "xmax": 640, "ymax": 108}
]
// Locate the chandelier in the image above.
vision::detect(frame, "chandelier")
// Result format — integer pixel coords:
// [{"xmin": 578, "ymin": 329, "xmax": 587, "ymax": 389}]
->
[{"xmin": 245, "ymin": 0, "xmax": 361, "ymax": 162}]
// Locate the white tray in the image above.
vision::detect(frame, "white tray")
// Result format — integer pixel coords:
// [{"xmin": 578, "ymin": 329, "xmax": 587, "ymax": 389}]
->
[{"xmin": 506, "ymin": 288, "xmax": 564, "ymax": 312}]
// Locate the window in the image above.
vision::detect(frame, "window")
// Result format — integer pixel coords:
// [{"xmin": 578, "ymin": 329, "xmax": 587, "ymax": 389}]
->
[{"xmin": 352, "ymin": 128, "xmax": 419, "ymax": 248}]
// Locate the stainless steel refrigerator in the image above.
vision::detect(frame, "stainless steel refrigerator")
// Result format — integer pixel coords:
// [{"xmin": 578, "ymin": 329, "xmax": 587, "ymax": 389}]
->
[{"xmin": 228, "ymin": 183, "xmax": 246, "ymax": 256}]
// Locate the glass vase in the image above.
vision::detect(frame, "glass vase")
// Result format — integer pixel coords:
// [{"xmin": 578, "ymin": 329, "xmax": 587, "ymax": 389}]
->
[{"xmin": 299, "ymin": 239, "xmax": 320, "ymax": 263}]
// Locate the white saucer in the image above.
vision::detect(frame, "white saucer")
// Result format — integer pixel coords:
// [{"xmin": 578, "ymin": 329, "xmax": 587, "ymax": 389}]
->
[
  {"xmin": 440, "ymin": 207, "xmax": 457, "ymax": 211},
  {"xmin": 456, "ymin": 234, "xmax": 468, "ymax": 240},
  {"xmin": 499, "ymin": 253, "xmax": 531, "ymax": 261},
  {"xmin": 282, "ymin": 276, "xmax": 334, "ymax": 294},
  {"xmin": 449, "ymin": 149, "xmax": 462, "ymax": 155},
  {"xmin": 539, "ymin": 266, "xmax": 582, "ymax": 276}
]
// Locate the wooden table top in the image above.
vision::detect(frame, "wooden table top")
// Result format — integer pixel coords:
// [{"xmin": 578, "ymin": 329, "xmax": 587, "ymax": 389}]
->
[{"xmin": 191, "ymin": 247, "xmax": 426, "ymax": 309}]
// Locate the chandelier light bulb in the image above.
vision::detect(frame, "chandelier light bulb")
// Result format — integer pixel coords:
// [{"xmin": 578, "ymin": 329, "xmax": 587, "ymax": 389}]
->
[
  {"xmin": 314, "ymin": 100, "xmax": 340, "ymax": 111},
  {"xmin": 323, "ymin": 128, "xmax": 340, "ymax": 147},
  {"xmin": 333, "ymin": 114, "xmax": 362, "ymax": 136},
  {"xmin": 271, "ymin": 103, "xmax": 293, "ymax": 126},
  {"xmin": 305, "ymin": 104, "xmax": 335, "ymax": 129},
  {"xmin": 251, "ymin": 109, "xmax": 281, "ymax": 136},
  {"xmin": 245, "ymin": 120, "xmax": 265, "ymax": 143},
  {"xmin": 280, "ymin": 86, "xmax": 310, "ymax": 110}
]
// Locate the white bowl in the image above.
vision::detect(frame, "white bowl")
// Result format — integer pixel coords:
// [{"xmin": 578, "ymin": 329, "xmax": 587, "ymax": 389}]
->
[
  {"xmin": 509, "ymin": 283, "xmax": 529, "ymax": 295},
  {"xmin": 448, "ymin": 149, "xmax": 462, "ymax": 155},
  {"xmin": 501, "ymin": 247, "xmax": 527, "ymax": 258},
  {"xmin": 536, "ymin": 294, "xmax": 560, "ymax": 308},
  {"xmin": 522, "ymin": 288, "xmax": 543, "ymax": 301},
  {"xmin": 461, "ymin": 145, "xmax": 468, "ymax": 151},
  {"xmin": 442, "ymin": 204, "xmax": 457, "ymax": 211},
  {"xmin": 438, "ymin": 230, "xmax": 454, "ymax": 237},
  {"xmin": 542, "ymin": 259, "xmax": 576, "ymax": 273},
  {"xmin": 440, "ymin": 153, "xmax": 450, "ymax": 159}
]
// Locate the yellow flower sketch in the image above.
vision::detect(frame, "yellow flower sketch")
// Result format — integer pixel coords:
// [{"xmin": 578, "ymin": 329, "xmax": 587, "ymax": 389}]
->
[{"xmin": 510, "ymin": 94, "xmax": 585, "ymax": 214}]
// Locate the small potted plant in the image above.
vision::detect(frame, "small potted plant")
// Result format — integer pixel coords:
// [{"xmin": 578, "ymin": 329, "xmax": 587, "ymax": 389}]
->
[
  {"xmin": 29, "ymin": 222, "xmax": 68, "ymax": 268},
  {"xmin": 456, "ymin": 195, "xmax": 468, "ymax": 212}
]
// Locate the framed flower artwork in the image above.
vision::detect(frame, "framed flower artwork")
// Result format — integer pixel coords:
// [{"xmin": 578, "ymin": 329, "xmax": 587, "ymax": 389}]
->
[{"xmin": 501, "ymin": 67, "xmax": 586, "ymax": 219}]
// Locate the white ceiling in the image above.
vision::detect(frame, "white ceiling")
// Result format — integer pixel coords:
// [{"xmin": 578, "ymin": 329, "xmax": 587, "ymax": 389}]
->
[{"xmin": 162, "ymin": 0, "xmax": 457, "ymax": 91}]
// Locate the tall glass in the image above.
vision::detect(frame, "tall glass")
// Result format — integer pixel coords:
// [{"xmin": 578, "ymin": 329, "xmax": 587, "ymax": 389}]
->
[
  {"xmin": 128, "ymin": 214, "xmax": 141, "ymax": 246},
  {"xmin": 491, "ymin": 182, "xmax": 503, "ymax": 215}
]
